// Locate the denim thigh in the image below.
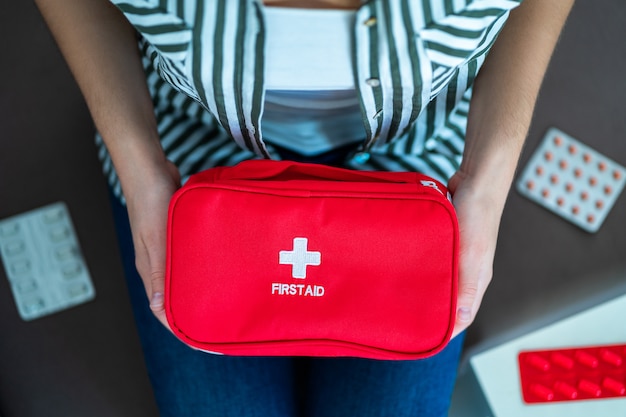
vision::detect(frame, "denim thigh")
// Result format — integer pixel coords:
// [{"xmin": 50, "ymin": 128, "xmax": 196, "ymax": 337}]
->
[{"xmin": 301, "ymin": 334, "xmax": 464, "ymax": 417}]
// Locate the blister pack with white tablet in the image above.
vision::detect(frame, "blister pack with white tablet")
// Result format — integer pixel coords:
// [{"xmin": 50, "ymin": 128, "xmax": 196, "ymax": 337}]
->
[
  {"xmin": 517, "ymin": 128, "xmax": 626, "ymax": 233},
  {"xmin": 0, "ymin": 202, "xmax": 95, "ymax": 320}
]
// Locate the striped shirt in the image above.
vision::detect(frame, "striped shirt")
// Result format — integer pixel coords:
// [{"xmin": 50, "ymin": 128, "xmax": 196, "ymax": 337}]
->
[{"xmin": 98, "ymin": 0, "xmax": 523, "ymax": 200}]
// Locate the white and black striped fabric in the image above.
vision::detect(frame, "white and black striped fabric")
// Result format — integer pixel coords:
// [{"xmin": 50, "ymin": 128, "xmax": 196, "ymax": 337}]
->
[{"xmin": 98, "ymin": 0, "xmax": 523, "ymax": 200}]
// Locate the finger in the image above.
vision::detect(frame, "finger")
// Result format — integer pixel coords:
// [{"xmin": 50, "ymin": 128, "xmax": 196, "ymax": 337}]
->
[
  {"xmin": 451, "ymin": 250, "xmax": 492, "ymax": 338},
  {"xmin": 149, "ymin": 292, "xmax": 172, "ymax": 331},
  {"xmin": 452, "ymin": 283, "xmax": 480, "ymax": 338},
  {"xmin": 134, "ymin": 239, "xmax": 172, "ymax": 331},
  {"xmin": 148, "ymin": 268, "xmax": 168, "ymax": 310},
  {"xmin": 144, "ymin": 245, "xmax": 173, "ymax": 331},
  {"xmin": 140, "ymin": 259, "xmax": 172, "ymax": 331}
]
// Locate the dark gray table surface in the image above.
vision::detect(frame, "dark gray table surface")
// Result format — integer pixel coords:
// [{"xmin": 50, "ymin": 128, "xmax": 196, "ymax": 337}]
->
[{"xmin": 1, "ymin": 0, "xmax": 624, "ymax": 415}]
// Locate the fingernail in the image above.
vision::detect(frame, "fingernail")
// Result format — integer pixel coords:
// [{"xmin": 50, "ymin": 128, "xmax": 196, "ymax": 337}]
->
[
  {"xmin": 457, "ymin": 307, "xmax": 472, "ymax": 322},
  {"xmin": 150, "ymin": 292, "xmax": 164, "ymax": 310}
]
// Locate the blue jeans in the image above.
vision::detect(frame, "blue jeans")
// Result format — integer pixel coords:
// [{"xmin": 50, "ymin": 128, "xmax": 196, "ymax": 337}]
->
[{"xmin": 110, "ymin": 188, "xmax": 464, "ymax": 417}]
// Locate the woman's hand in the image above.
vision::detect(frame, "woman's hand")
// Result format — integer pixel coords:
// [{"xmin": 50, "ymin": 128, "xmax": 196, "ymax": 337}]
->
[
  {"xmin": 35, "ymin": 0, "xmax": 181, "ymax": 329},
  {"xmin": 447, "ymin": 171, "xmax": 505, "ymax": 338},
  {"xmin": 444, "ymin": 0, "xmax": 575, "ymax": 337},
  {"xmin": 125, "ymin": 160, "xmax": 181, "ymax": 330}
]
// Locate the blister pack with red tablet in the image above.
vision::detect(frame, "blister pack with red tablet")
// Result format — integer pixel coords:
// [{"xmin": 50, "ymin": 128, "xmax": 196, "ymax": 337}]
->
[
  {"xmin": 519, "ymin": 344, "xmax": 626, "ymax": 403},
  {"xmin": 516, "ymin": 127, "xmax": 625, "ymax": 232}
]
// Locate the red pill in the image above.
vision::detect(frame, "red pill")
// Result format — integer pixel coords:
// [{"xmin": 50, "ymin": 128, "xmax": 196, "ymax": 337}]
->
[
  {"xmin": 527, "ymin": 353, "xmax": 551, "ymax": 371},
  {"xmin": 600, "ymin": 348, "xmax": 623, "ymax": 366},
  {"xmin": 554, "ymin": 381, "xmax": 578, "ymax": 400},
  {"xmin": 531, "ymin": 384, "xmax": 555, "ymax": 401},
  {"xmin": 578, "ymin": 379, "xmax": 602, "ymax": 397},
  {"xmin": 602, "ymin": 378, "xmax": 626, "ymax": 395},
  {"xmin": 551, "ymin": 352, "xmax": 574, "ymax": 370},
  {"xmin": 575, "ymin": 350, "xmax": 599, "ymax": 368}
]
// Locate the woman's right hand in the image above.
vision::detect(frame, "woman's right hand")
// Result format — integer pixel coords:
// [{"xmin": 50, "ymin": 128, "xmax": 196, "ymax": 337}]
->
[
  {"xmin": 124, "ymin": 160, "xmax": 181, "ymax": 330},
  {"xmin": 34, "ymin": 0, "xmax": 184, "ymax": 330}
]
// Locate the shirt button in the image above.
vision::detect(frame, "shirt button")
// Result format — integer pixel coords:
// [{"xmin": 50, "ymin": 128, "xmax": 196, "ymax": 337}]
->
[
  {"xmin": 365, "ymin": 77, "xmax": 380, "ymax": 87},
  {"xmin": 352, "ymin": 152, "xmax": 371, "ymax": 164},
  {"xmin": 425, "ymin": 138, "xmax": 438, "ymax": 150},
  {"xmin": 363, "ymin": 16, "xmax": 377, "ymax": 27}
]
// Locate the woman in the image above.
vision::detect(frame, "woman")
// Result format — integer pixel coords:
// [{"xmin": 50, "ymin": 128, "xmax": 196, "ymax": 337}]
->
[{"xmin": 34, "ymin": 0, "xmax": 574, "ymax": 415}]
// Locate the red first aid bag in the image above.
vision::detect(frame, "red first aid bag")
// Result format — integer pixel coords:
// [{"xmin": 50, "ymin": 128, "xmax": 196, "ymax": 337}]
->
[{"xmin": 165, "ymin": 160, "xmax": 459, "ymax": 360}]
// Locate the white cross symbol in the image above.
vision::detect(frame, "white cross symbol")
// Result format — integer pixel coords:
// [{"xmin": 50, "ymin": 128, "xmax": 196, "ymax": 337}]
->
[{"xmin": 279, "ymin": 237, "xmax": 321, "ymax": 279}]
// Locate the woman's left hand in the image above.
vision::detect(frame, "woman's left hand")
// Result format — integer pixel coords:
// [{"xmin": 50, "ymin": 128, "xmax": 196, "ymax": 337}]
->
[
  {"xmin": 447, "ymin": 171, "xmax": 506, "ymax": 338},
  {"xmin": 439, "ymin": 0, "xmax": 575, "ymax": 338}
]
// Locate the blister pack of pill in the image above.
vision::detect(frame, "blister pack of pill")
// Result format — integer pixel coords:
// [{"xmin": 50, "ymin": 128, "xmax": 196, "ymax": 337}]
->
[
  {"xmin": 0, "ymin": 202, "xmax": 95, "ymax": 321},
  {"xmin": 516, "ymin": 127, "xmax": 626, "ymax": 233},
  {"xmin": 519, "ymin": 344, "xmax": 626, "ymax": 404}
]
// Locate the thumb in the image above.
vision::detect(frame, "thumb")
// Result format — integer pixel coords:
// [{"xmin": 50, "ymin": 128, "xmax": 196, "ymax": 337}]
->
[
  {"xmin": 452, "ymin": 280, "xmax": 480, "ymax": 338},
  {"xmin": 134, "ymin": 234, "xmax": 171, "ymax": 331},
  {"xmin": 451, "ymin": 244, "xmax": 492, "ymax": 338},
  {"xmin": 144, "ymin": 253, "xmax": 171, "ymax": 330},
  {"xmin": 148, "ymin": 271, "xmax": 167, "ymax": 320}
]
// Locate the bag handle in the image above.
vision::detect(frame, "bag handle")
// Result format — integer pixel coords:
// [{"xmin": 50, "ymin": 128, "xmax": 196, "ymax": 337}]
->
[{"xmin": 219, "ymin": 160, "xmax": 419, "ymax": 184}]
